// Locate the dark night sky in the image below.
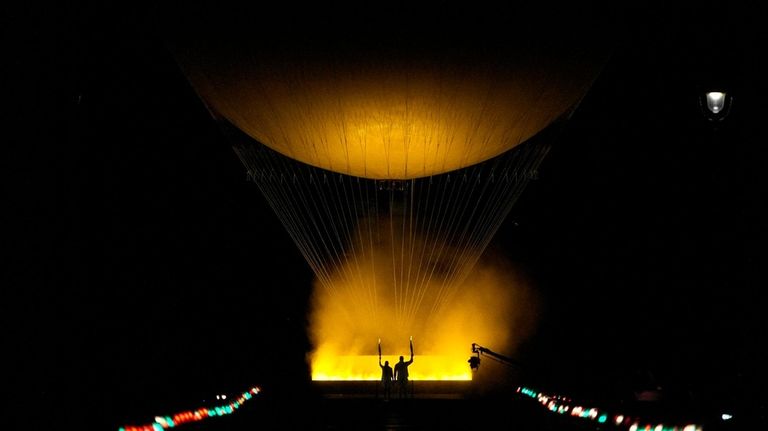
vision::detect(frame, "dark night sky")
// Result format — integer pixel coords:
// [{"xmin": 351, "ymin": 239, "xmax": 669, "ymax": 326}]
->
[{"xmin": 6, "ymin": 2, "xmax": 768, "ymax": 428}]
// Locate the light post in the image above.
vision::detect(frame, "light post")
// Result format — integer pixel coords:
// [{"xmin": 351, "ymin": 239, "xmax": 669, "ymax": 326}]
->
[{"xmin": 699, "ymin": 90, "xmax": 733, "ymax": 122}]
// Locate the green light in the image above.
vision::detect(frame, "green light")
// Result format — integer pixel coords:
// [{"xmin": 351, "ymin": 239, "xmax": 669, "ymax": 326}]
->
[{"xmin": 598, "ymin": 414, "xmax": 607, "ymax": 423}]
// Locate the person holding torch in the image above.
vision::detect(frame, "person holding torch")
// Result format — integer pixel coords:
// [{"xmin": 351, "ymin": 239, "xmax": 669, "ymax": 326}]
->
[
  {"xmin": 378, "ymin": 338, "xmax": 394, "ymax": 400},
  {"xmin": 394, "ymin": 337, "xmax": 414, "ymax": 399}
]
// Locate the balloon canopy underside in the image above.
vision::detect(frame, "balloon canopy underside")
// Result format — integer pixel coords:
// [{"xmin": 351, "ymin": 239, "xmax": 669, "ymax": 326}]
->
[{"xmin": 169, "ymin": 4, "xmax": 613, "ymax": 179}]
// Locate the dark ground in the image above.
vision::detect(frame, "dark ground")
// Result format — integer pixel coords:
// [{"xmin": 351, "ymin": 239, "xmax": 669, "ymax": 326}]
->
[{"xmin": 113, "ymin": 380, "xmax": 747, "ymax": 431}]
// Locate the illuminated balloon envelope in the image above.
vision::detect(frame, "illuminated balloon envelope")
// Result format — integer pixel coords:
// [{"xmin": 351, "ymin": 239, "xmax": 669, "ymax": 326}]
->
[
  {"xmin": 168, "ymin": 4, "xmax": 612, "ymax": 179},
  {"xmin": 166, "ymin": 3, "xmax": 613, "ymax": 379}
]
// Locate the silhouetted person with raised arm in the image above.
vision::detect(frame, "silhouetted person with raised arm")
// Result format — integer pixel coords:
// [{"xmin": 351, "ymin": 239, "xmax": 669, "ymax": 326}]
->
[
  {"xmin": 377, "ymin": 339, "xmax": 393, "ymax": 400},
  {"xmin": 379, "ymin": 357, "xmax": 393, "ymax": 400},
  {"xmin": 394, "ymin": 337, "xmax": 414, "ymax": 398}
]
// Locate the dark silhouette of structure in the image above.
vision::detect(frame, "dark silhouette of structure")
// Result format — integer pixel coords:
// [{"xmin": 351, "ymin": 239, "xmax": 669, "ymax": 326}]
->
[{"xmin": 469, "ymin": 343, "xmax": 521, "ymax": 370}]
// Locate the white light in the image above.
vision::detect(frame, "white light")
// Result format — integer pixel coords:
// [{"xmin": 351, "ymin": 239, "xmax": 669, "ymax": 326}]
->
[
  {"xmin": 655, "ymin": 425, "xmax": 663, "ymax": 431},
  {"xmin": 706, "ymin": 91, "xmax": 726, "ymax": 114},
  {"xmin": 683, "ymin": 425, "xmax": 697, "ymax": 431},
  {"xmin": 630, "ymin": 424, "xmax": 638, "ymax": 431},
  {"xmin": 615, "ymin": 415, "xmax": 624, "ymax": 425},
  {"xmin": 721, "ymin": 413, "xmax": 733, "ymax": 420},
  {"xmin": 221, "ymin": 394, "xmax": 227, "ymax": 400},
  {"xmin": 216, "ymin": 395, "xmax": 220, "ymax": 400}
]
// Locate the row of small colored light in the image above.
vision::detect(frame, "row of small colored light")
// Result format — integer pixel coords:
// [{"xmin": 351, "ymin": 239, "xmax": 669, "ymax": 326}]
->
[
  {"xmin": 517, "ymin": 386, "xmax": 703, "ymax": 431},
  {"xmin": 118, "ymin": 386, "xmax": 261, "ymax": 431}
]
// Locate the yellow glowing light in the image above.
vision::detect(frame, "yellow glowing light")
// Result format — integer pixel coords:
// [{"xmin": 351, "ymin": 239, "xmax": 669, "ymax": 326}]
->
[
  {"xmin": 311, "ymin": 355, "xmax": 471, "ymax": 381},
  {"xmin": 307, "ymin": 233, "xmax": 540, "ymax": 381}
]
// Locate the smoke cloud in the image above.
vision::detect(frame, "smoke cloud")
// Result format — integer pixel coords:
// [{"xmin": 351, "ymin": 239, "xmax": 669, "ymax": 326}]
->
[{"xmin": 307, "ymin": 216, "xmax": 540, "ymax": 380}]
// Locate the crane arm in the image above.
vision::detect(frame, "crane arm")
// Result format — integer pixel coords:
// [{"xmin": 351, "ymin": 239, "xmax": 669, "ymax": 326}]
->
[{"xmin": 471, "ymin": 343, "xmax": 521, "ymax": 368}]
